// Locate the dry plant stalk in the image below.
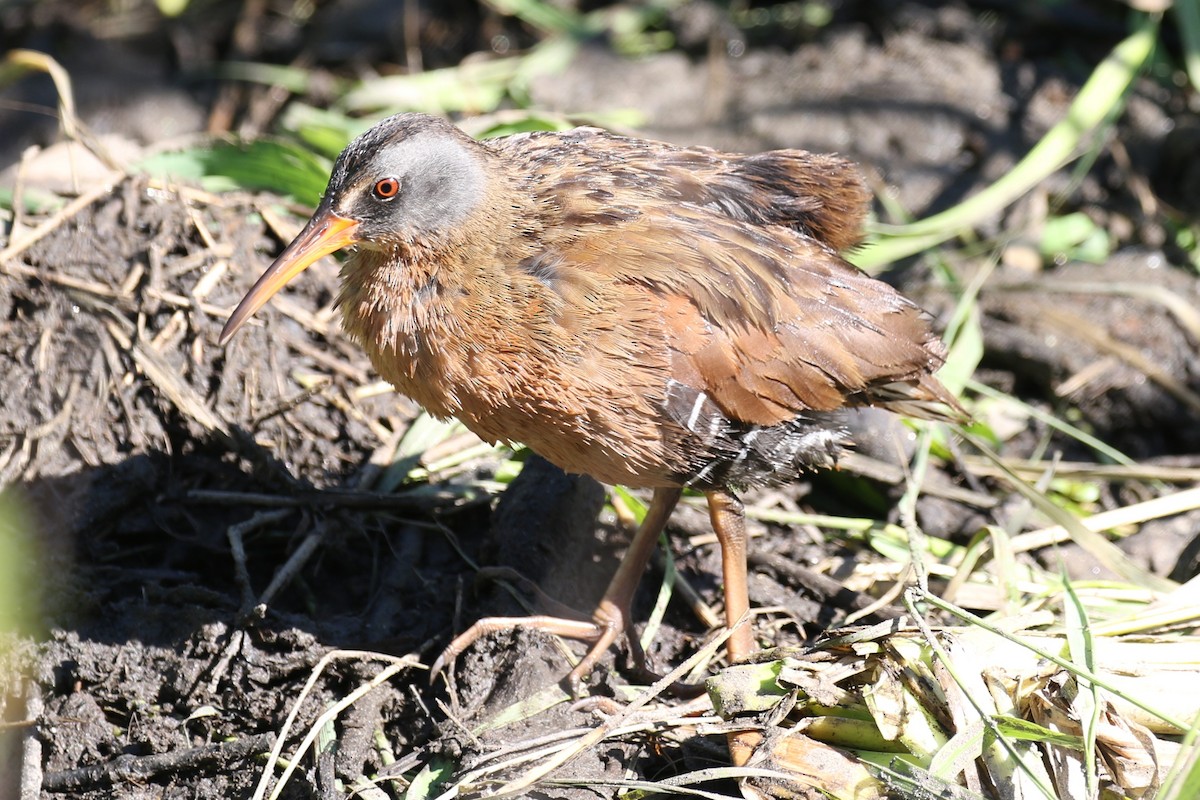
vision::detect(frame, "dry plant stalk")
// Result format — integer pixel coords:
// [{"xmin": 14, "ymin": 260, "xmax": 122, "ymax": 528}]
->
[{"xmin": 707, "ymin": 623, "xmax": 1197, "ymax": 800}]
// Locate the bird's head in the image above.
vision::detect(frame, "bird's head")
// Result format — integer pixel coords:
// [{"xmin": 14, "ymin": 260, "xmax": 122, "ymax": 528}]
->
[{"xmin": 219, "ymin": 113, "xmax": 486, "ymax": 344}]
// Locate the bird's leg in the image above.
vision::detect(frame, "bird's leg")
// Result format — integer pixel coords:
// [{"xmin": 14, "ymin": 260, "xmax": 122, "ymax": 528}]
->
[
  {"xmin": 706, "ymin": 490, "xmax": 753, "ymax": 662},
  {"xmin": 706, "ymin": 489, "xmax": 764, "ymax": 766},
  {"xmin": 587, "ymin": 486, "xmax": 710, "ymax": 696},
  {"xmin": 432, "ymin": 487, "xmax": 682, "ymax": 695},
  {"xmin": 565, "ymin": 486, "xmax": 681, "ymax": 691}
]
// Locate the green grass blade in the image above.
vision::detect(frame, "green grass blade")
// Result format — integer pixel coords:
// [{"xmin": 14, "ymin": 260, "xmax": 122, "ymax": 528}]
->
[
  {"xmin": 136, "ymin": 138, "xmax": 332, "ymax": 205},
  {"xmin": 992, "ymin": 715, "xmax": 1084, "ymax": 749},
  {"xmin": 937, "ymin": 286, "xmax": 987, "ymax": 396},
  {"xmin": 278, "ymin": 104, "xmax": 374, "ymax": 159},
  {"xmin": 483, "ymin": 0, "xmax": 590, "ymax": 37},
  {"xmin": 865, "ymin": 756, "xmax": 990, "ymax": 800},
  {"xmin": 928, "ymin": 718, "xmax": 986, "ymax": 782},
  {"xmin": 1159, "ymin": 713, "xmax": 1200, "ymax": 800},
  {"xmin": 1062, "ymin": 578, "xmax": 1100, "ymax": 798},
  {"xmin": 403, "ymin": 755, "xmax": 455, "ymax": 800},
  {"xmin": 962, "ymin": 432, "xmax": 1175, "ymax": 592},
  {"xmin": 215, "ymin": 60, "xmax": 326, "ymax": 94},
  {"xmin": 377, "ymin": 414, "xmax": 465, "ymax": 493},
  {"xmin": 965, "ymin": 380, "xmax": 1135, "ymax": 466}
]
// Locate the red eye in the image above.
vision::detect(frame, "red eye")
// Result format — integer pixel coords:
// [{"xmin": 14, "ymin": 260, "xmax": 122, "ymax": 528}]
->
[{"xmin": 373, "ymin": 177, "xmax": 400, "ymax": 199}]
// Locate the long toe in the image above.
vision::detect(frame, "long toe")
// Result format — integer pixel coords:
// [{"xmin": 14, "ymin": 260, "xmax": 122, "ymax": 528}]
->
[{"xmin": 431, "ymin": 614, "xmax": 605, "ymax": 684}]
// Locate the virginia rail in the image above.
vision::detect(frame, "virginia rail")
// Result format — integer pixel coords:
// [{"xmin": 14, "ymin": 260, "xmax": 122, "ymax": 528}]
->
[{"xmin": 221, "ymin": 113, "xmax": 957, "ymax": 697}]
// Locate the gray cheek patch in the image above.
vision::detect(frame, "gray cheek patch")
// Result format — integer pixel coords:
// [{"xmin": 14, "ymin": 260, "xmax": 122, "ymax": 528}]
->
[{"xmin": 372, "ymin": 133, "xmax": 486, "ymax": 233}]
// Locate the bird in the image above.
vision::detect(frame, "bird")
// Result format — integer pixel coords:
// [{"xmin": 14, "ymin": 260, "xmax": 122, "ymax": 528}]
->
[{"xmin": 220, "ymin": 112, "xmax": 958, "ymax": 726}]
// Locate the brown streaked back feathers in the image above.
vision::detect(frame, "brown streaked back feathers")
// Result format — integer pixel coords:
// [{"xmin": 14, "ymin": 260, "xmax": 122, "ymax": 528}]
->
[
  {"xmin": 488, "ymin": 128, "xmax": 958, "ymax": 427},
  {"xmin": 491, "ymin": 127, "xmax": 871, "ymax": 250}
]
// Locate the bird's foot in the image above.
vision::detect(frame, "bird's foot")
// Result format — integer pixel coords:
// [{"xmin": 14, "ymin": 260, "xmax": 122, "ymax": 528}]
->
[
  {"xmin": 431, "ymin": 602, "xmax": 710, "ymax": 697},
  {"xmin": 430, "ymin": 614, "xmax": 604, "ymax": 693},
  {"xmin": 431, "ymin": 600, "xmax": 628, "ymax": 696}
]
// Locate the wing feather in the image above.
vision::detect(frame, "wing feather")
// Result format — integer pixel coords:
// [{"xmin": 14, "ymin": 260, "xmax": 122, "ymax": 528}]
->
[{"xmin": 531, "ymin": 209, "xmax": 952, "ymax": 426}]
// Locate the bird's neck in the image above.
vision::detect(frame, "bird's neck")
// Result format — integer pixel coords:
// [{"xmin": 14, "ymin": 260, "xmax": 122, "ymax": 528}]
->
[
  {"xmin": 336, "ymin": 177, "xmax": 548, "ymax": 414},
  {"xmin": 337, "ymin": 242, "xmax": 446, "ymax": 357}
]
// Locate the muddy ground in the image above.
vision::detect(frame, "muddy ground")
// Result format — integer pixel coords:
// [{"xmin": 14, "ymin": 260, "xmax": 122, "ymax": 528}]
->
[{"xmin": 1, "ymin": 1, "xmax": 1199, "ymax": 798}]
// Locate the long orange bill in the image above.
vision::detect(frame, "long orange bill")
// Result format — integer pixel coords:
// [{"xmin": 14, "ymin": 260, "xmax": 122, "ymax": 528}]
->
[{"xmin": 219, "ymin": 210, "xmax": 360, "ymax": 344}]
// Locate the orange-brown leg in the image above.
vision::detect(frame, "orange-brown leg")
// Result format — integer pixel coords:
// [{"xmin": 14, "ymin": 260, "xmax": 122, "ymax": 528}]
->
[
  {"xmin": 707, "ymin": 489, "xmax": 764, "ymax": 766},
  {"xmin": 432, "ymin": 487, "xmax": 682, "ymax": 694},
  {"xmin": 707, "ymin": 490, "xmax": 754, "ymax": 662},
  {"xmin": 569, "ymin": 487, "xmax": 681, "ymax": 688}
]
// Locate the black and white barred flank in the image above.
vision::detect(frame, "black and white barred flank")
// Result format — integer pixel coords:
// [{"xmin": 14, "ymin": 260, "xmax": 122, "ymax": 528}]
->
[{"xmin": 663, "ymin": 379, "xmax": 846, "ymax": 491}]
